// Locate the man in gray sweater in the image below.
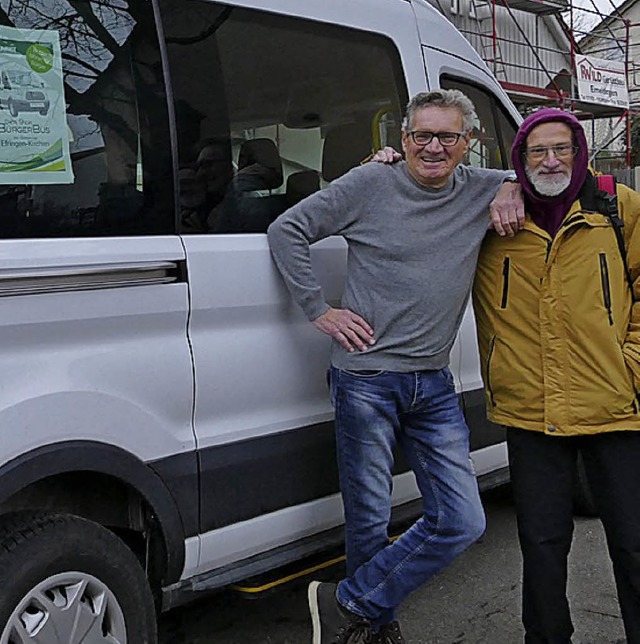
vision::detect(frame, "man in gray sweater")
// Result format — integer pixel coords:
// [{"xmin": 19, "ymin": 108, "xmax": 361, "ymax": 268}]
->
[{"xmin": 267, "ymin": 89, "xmax": 522, "ymax": 644}]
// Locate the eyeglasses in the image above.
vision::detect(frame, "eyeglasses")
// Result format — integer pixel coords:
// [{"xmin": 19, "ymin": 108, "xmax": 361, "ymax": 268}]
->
[
  {"xmin": 407, "ymin": 131, "xmax": 466, "ymax": 147},
  {"xmin": 524, "ymin": 144, "xmax": 577, "ymax": 161}
]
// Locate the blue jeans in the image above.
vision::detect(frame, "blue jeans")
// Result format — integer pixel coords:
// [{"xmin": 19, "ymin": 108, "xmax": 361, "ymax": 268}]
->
[{"xmin": 329, "ymin": 366, "xmax": 485, "ymax": 626}]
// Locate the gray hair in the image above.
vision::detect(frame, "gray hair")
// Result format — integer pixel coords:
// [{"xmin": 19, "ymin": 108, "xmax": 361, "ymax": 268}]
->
[{"xmin": 402, "ymin": 89, "xmax": 477, "ymax": 133}]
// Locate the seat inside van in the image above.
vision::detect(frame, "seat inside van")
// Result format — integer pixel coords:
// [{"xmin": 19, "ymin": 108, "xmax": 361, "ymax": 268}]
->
[
  {"xmin": 211, "ymin": 138, "xmax": 288, "ymax": 233},
  {"xmin": 286, "ymin": 170, "xmax": 320, "ymax": 206},
  {"xmin": 321, "ymin": 120, "xmax": 374, "ymax": 183}
]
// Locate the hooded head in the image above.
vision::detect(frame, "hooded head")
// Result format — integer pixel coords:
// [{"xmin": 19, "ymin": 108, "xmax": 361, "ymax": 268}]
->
[{"xmin": 511, "ymin": 108, "xmax": 589, "ymax": 235}]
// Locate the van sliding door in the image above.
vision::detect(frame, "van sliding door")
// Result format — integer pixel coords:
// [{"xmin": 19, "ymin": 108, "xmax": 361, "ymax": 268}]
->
[{"xmin": 159, "ymin": 0, "xmax": 418, "ymax": 576}]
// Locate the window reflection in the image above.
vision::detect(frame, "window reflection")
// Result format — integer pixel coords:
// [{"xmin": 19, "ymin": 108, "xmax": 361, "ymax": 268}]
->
[
  {"xmin": 0, "ymin": 0, "xmax": 172, "ymax": 238},
  {"xmin": 160, "ymin": 0, "xmax": 406, "ymax": 234},
  {"xmin": 441, "ymin": 77, "xmax": 517, "ymax": 171}
]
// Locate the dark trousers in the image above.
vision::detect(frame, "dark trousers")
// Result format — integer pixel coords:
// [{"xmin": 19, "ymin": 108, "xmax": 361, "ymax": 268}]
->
[{"xmin": 507, "ymin": 428, "xmax": 640, "ymax": 644}]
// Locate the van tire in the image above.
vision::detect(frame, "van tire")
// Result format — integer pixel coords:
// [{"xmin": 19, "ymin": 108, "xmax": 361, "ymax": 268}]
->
[
  {"xmin": 8, "ymin": 99, "xmax": 17, "ymax": 117},
  {"xmin": 0, "ymin": 512, "xmax": 157, "ymax": 644},
  {"xmin": 573, "ymin": 453, "xmax": 598, "ymax": 517}
]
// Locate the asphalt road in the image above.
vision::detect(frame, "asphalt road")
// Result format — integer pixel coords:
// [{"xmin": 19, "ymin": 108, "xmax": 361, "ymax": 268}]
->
[{"xmin": 158, "ymin": 485, "xmax": 626, "ymax": 643}]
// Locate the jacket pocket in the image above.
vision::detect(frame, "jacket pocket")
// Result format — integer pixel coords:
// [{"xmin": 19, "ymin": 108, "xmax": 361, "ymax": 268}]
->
[
  {"xmin": 599, "ymin": 253, "xmax": 614, "ymax": 326},
  {"xmin": 485, "ymin": 335, "xmax": 496, "ymax": 406},
  {"xmin": 500, "ymin": 257, "xmax": 510, "ymax": 309}
]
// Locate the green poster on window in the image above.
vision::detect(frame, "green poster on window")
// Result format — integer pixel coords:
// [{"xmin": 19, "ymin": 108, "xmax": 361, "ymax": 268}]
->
[{"xmin": 0, "ymin": 25, "xmax": 73, "ymax": 184}]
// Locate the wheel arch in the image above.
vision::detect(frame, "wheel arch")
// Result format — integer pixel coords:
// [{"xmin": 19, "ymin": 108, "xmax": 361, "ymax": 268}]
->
[{"xmin": 0, "ymin": 441, "xmax": 189, "ymax": 585}]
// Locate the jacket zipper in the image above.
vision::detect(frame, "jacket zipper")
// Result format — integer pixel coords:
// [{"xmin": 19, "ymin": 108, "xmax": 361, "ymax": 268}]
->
[
  {"xmin": 486, "ymin": 335, "xmax": 496, "ymax": 406},
  {"xmin": 501, "ymin": 257, "xmax": 510, "ymax": 309},
  {"xmin": 599, "ymin": 253, "xmax": 614, "ymax": 326},
  {"xmin": 547, "ymin": 213, "xmax": 586, "ymax": 262}
]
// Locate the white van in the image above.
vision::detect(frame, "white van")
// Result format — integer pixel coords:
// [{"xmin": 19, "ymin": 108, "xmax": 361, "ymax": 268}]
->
[
  {"xmin": 0, "ymin": 67, "xmax": 50, "ymax": 117},
  {"xmin": 0, "ymin": 1, "xmax": 520, "ymax": 641}
]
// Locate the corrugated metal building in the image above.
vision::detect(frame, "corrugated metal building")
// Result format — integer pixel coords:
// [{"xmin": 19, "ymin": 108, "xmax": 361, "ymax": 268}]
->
[
  {"xmin": 426, "ymin": 0, "xmax": 572, "ymax": 104},
  {"xmin": 426, "ymin": 0, "xmax": 634, "ymax": 168}
]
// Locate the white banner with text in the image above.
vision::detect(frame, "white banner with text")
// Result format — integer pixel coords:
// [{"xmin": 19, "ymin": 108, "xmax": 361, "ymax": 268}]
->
[
  {"xmin": 0, "ymin": 25, "xmax": 73, "ymax": 184},
  {"xmin": 575, "ymin": 54, "xmax": 629, "ymax": 109}
]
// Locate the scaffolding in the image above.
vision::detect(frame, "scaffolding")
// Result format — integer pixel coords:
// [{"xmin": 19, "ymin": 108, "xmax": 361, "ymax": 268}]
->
[{"xmin": 448, "ymin": 0, "xmax": 639, "ymax": 169}]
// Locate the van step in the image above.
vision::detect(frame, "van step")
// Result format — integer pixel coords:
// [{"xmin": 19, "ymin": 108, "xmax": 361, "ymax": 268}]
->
[
  {"xmin": 231, "ymin": 551, "xmax": 346, "ymax": 596},
  {"xmin": 231, "ymin": 534, "xmax": 402, "ymax": 597}
]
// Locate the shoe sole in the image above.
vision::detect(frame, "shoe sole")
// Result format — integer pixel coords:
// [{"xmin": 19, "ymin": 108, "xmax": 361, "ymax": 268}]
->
[{"xmin": 308, "ymin": 581, "xmax": 322, "ymax": 644}]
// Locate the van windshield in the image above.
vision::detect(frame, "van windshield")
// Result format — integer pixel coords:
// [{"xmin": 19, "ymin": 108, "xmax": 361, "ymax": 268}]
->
[{"xmin": 6, "ymin": 71, "xmax": 40, "ymax": 87}]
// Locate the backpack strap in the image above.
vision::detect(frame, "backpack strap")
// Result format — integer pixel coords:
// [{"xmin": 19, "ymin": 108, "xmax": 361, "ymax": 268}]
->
[
  {"xmin": 596, "ymin": 174, "xmax": 616, "ymax": 196},
  {"xmin": 580, "ymin": 172, "xmax": 635, "ymax": 300}
]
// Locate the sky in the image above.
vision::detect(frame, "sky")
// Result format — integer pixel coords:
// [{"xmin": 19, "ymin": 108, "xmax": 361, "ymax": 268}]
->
[{"xmin": 568, "ymin": 0, "xmax": 628, "ymax": 31}]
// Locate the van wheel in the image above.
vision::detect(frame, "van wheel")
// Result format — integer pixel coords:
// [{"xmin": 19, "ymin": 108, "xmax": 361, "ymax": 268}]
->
[
  {"xmin": 8, "ymin": 99, "xmax": 17, "ymax": 117},
  {"xmin": 0, "ymin": 513, "xmax": 157, "ymax": 644},
  {"xmin": 39, "ymin": 108, "xmax": 48, "ymax": 116},
  {"xmin": 573, "ymin": 453, "xmax": 598, "ymax": 517}
]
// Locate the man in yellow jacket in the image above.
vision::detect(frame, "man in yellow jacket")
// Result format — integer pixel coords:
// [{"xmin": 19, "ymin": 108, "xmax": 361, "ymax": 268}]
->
[{"xmin": 473, "ymin": 108, "xmax": 640, "ymax": 644}]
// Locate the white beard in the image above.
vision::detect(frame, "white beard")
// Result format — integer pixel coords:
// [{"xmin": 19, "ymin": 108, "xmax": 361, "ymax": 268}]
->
[{"xmin": 526, "ymin": 166, "xmax": 572, "ymax": 197}]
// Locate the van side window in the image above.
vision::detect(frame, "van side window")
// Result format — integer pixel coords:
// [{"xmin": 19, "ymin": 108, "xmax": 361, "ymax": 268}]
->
[
  {"xmin": 441, "ymin": 78, "xmax": 516, "ymax": 170},
  {"xmin": 159, "ymin": 0, "xmax": 407, "ymax": 234},
  {"xmin": 0, "ymin": 0, "xmax": 173, "ymax": 239}
]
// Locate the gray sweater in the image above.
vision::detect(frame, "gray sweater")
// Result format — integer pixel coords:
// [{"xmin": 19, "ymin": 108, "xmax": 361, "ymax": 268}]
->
[{"xmin": 267, "ymin": 161, "xmax": 508, "ymax": 372}]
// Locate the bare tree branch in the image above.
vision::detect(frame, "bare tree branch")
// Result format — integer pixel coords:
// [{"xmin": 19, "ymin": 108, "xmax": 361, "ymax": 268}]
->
[
  {"xmin": 67, "ymin": 0, "xmax": 120, "ymax": 56},
  {"xmin": 165, "ymin": 6, "xmax": 231, "ymax": 45}
]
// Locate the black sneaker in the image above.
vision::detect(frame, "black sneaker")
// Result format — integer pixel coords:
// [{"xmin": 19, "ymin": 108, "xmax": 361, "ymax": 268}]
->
[
  {"xmin": 308, "ymin": 581, "xmax": 372, "ymax": 644},
  {"xmin": 371, "ymin": 621, "xmax": 405, "ymax": 643}
]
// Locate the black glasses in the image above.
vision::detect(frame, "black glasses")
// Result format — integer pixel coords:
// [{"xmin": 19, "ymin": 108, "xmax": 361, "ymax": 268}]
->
[
  {"xmin": 524, "ymin": 144, "xmax": 577, "ymax": 162},
  {"xmin": 407, "ymin": 131, "xmax": 466, "ymax": 147}
]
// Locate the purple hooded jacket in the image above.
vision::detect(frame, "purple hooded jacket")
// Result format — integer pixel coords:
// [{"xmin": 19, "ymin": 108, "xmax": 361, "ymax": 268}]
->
[{"xmin": 511, "ymin": 108, "xmax": 589, "ymax": 237}]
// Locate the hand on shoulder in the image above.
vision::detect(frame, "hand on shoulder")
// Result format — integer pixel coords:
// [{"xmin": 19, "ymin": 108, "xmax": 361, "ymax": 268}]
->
[{"xmin": 370, "ymin": 147, "xmax": 403, "ymax": 164}]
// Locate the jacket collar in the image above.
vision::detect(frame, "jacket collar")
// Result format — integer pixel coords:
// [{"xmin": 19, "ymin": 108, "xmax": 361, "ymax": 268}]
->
[{"xmin": 522, "ymin": 199, "xmax": 611, "ymax": 239}]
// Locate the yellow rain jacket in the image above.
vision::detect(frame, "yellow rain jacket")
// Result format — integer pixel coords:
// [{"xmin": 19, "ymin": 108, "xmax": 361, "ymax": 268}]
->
[{"xmin": 473, "ymin": 182, "xmax": 640, "ymax": 436}]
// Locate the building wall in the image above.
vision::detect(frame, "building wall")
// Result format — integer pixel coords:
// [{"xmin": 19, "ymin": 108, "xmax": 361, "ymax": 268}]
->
[
  {"xmin": 581, "ymin": 2, "xmax": 640, "ymax": 109},
  {"xmin": 426, "ymin": 0, "xmax": 571, "ymax": 88},
  {"xmin": 426, "ymin": 0, "xmax": 634, "ymax": 168},
  {"xmin": 578, "ymin": 1, "xmax": 639, "ymax": 167}
]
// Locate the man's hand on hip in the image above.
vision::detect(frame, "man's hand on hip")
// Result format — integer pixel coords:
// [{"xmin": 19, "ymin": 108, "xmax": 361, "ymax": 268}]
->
[
  {"xmin": 489, "ymin": 181, "xmax": 525, "ymax": 237},
  {"xmin": 313, "ymin": 307, "xmax": 375, "ymax": 353}
]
